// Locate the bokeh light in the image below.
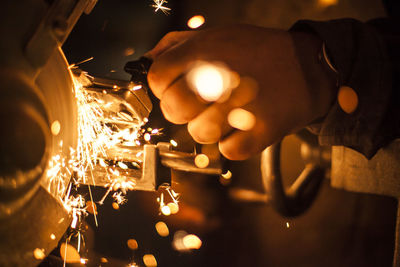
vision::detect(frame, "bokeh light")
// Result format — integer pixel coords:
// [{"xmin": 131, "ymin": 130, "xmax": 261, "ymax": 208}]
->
[
  {"xmin": 227, "ymin": 108, "xmax": 256, "ymax": 131},
  {"xmin": 187, "ymin": 15, "xmax": 205, "ymax": 29},
  {"xmin": 187, "ymin": 61, "xmax": 239, "ymax": 102}
]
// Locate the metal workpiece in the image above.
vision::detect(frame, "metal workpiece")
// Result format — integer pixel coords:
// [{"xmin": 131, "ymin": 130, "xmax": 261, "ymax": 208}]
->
[
  {"xmin": 84, "ymin": 142, "xmax": 223, "ymax": 191},
  {"xmin": 77, "ymin": 74, "xmax": 153, "ymax": 126}
]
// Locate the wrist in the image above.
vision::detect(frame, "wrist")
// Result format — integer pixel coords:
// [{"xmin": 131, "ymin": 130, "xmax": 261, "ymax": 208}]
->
[{"xmin": 289, "ymin": 31, "xmax": 338, "ymax": 124}]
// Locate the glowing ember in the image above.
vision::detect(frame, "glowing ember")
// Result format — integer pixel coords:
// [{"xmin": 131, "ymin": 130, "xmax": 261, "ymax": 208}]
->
[
  {"xmin": 143, "ymin": 254, "xmax": 157, "ymax": 267},
  {"xmin": 221, "ymin": 170, "xmax": 232, "ymax": 180},
  {"xmin": 155, "ymin": 221, "xmax": 170, "ymax": 237},
  {"xmin": 170, "ymin": 139, "xmax": 178, "ymax": 147},
  {"xmin": 182, "ymin": 234, "xmax": 202, "ymax": 250},
  {"xmin": 194, "ymin": 154, "xmax": 209, "ymax": 169},
  {"xmin": 187, "ymin": 15, "xmax": 205, "ymax": 29},
  {"xmin": 158, "ymin": 187, "xmax": 180, "ymax": 216},
  {"xmin": 112, "ymin": 202, "xmax": 120, "ymax": 210},
  {"xmin": 172, "ymin": 231, "xmax": 202, "ymax": 251},
  {"xmin": 60, "ymin": 243, "xmax": 81, "ymax": 263},
  {"xmin": 33, "ymin": 248, "xmax": 45, "ymax": 260},
  {"xmin": 113, "ymin": 191, "xmax": 127, "ymax": 205},
  {"xmin": 85, "ymin": 201, "xmax": 97, "ymax": 215},
  {"xmin": 151, "ymin": 0, "xmax": 171, "ymax": 15},
  {"xmin": 161, "ymin": 205, "xmax": 171, "ymax": 216},
  {"xmin": 167, "ymin": 202, "xmax": 179, "ymax": 214},
  {"xmin": 127, "ymin": 239, "xmax": 139, "ymax": 250},
  {"xmin": 318, "ymin": 0, "xmax": 338, "ymax": 7},
  {"xmin": 51, "ymin": 120, "xmax": 61, "ymax": 136}
]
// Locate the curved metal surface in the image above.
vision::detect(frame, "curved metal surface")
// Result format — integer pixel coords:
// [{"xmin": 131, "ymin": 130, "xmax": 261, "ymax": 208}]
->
[
  {"xmin": 261, "ymin": 140, "xmax": 326, "ymax": 217},
  {"xmin": 0, "ymin": 49, "xmax": 74, "ymax": 266},
  {"xmin": 36, "ymin": 47, "xmax": 78, "ymax": 199}
]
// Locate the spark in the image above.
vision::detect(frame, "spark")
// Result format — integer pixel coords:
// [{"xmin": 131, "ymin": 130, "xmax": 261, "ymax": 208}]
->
[
  {"xmin": 170, "ymin": 139, "xmax": 178, "ymax": 147},
  {"xmin": 158, "ymin": 187, "xmax": 180, "ymax": 216},
  {"xmin": 113, "ymin": 191, "xmax": 127, "ymax": 205},
  {"xmin": 69, "ymin": 57, "xmax": 94, "ymax": 69},
  {"xmin": 151, "ymin": 0, "xmax": 171, "ymax": 15}
]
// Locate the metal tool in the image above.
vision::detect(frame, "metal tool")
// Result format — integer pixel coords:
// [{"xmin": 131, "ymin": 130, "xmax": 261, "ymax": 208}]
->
[{"xmin": 72, "ymin": 63, "xmax": 222, "ymax": 191}]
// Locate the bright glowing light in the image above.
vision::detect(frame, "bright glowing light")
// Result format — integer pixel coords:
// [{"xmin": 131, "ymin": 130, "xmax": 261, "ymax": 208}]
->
[
  {"xmin": 144, "ymin": 133, "xmax": 151, "ymax": 141},
  {"xmin": 60, "ymin": 243, "xmax": 81, "ymax": 263},
  {"xmin": 124, "ymin": 47, "xmax": 135, "ymax": 56},
  {"xmin": 50, "ymin": 234, "xmax": 56, "ymax": 240},
  {"xmin": 112, "ymin": 202, "xmax": 120, "ymax": 210},
  {"xmin": 227, "ymin": 108, "xmax": 256, "ymax": 131},
  {"xmin": 33, "ymin": 248, "xmax": 45, "ymax": 260},
  {"xmin": 187, "ymin": 15, "xmax": 205, "ymax": 29},
  {"xmin": 127, "ymin": 239, "xmax": 139, "ymax": 250},
  {"xmin": 155, "ymin": 221, "xmax": 170, "ymax": 237},
  {"xmin": 221, "ymin": 170, "xmax": 232, "ymax": 180},
  {"xmin": 167, "ymin": 202, "xmax": 179, "ymax": 214},
  {"xmin": 170, "ymin": 139, "xmax": 178, "ymax": 147},
  {"xmin": 151, "ymin": 0, "xmax": 171, "ymax": 15},
  {"xmin": 286, "ymin": 222, "xmax": 290, "ymax": 228},
  {"xmin": 143, "ymin": 254, "xmax": 157, "ymax": 267},
  {"xmin": 51, "ymin": 120, "xmax": 61, "ymax": 136},
  {"xmin": 161, "ymin": 205, "xmax": 171, "ymax": 216},
  {"xmin": 187, "ymin": 61, "xmax": 238, "ymax": 102},
  {"xmin": 194, "ymin": 154, "xmax": 209, "ymax": 169},
  {"xmin": 318, "ymin": 0, "xmax": 338, "ymax": 7},
  {"xmin": 182, "ymin": 234, "xmax": 202, "ymax": 249},
  {"xmin": 188, "ymin": 63, "xmax": 224, "ymax": 102}
]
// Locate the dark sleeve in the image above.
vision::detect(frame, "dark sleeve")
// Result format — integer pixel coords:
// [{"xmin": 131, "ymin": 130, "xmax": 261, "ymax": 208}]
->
[{"xmin": 290, "ymin": 18, "xmax": 400, "ymax": 159}]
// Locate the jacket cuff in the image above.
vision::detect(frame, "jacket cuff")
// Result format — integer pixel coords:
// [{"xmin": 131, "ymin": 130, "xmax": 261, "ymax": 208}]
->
[{"xmin": 291, "ymin": 19, "xmax": 394, "ymax": 159}]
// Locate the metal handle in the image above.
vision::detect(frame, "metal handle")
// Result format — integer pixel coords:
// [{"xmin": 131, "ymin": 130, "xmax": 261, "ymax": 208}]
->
[{"xmin": 260, "ymin": 136, "xmax": 328, "ymax": 217}]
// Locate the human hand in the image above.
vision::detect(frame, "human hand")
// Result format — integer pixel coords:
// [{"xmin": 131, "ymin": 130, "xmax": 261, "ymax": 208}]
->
[{"xmin": 146, "ymin": 25, "xmax": 336, "ymax": 160}]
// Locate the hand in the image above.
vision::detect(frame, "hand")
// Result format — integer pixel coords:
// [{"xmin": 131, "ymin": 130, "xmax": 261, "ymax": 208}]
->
[{"xmin": 146, "ymin": 25, "xmax": 336, "ymax": 160}]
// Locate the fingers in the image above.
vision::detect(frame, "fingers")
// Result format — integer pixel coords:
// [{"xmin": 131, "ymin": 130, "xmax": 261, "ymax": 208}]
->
[
  {"xmin": 218, "ymin": 119, "xmax": 273, "ymax": 160},
  {"xmin": 148, "ymin": 41, "xmax": 197, "ymax": 99},
  {"xmin": 145, "ymin": 31, "xmax": 199, "ymax": 59},
  {"xmin": 187, "ymin": 103, "xmax": 232, "ymax": 144},
  {"xmin": 187, "ymin": 76, "xmax": 259, "ymax": 144},
  {"xmin": 160, "ymin": 77, "xmax": 207, "ymax": 124}
]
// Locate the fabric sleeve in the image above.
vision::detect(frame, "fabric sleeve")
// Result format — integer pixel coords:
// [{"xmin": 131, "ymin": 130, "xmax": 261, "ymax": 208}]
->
[{"xmin": 290, "ymin": 18, "xmax": 400, "ymax": 159}]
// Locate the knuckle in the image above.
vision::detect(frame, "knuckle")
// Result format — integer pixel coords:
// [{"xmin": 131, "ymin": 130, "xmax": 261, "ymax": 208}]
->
[
  {"xmin": 147, "ymin": 66, "xmax": 164, "ymax": 98},
  {"xmin": 160, "ymin": 100, "xmax": 188, "ymax": 125},
  {"xmin": 188, "ymin": 120, "xmax": 221, "ymax": 144}
]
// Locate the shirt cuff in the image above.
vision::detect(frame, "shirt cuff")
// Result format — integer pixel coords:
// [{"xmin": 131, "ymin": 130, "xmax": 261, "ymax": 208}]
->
[{"xmin": 290, "ymin": 19, "xmax": 394, "ymax": 159}]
